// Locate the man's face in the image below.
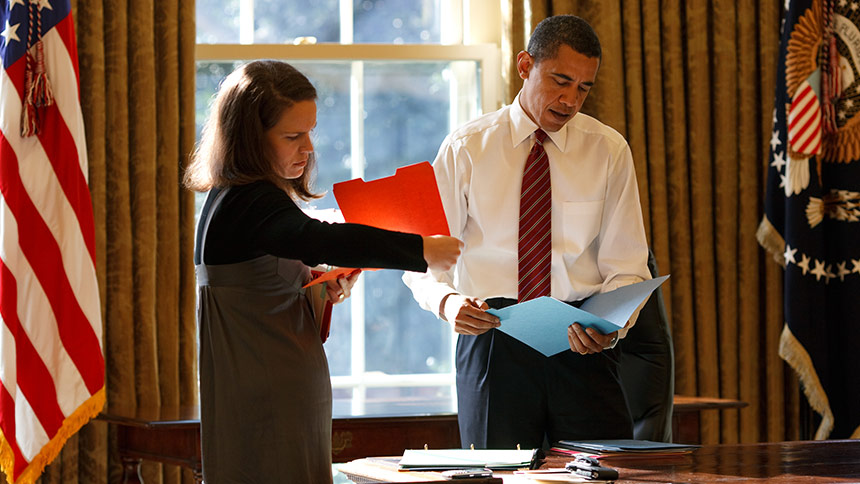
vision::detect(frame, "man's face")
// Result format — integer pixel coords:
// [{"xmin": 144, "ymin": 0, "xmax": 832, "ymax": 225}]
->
[{"xmin": 517, "ymin": 44, "xmax": 600, "ymax": 132}]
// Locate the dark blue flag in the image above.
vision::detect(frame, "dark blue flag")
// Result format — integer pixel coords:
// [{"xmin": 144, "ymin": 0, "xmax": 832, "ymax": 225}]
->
[{"xmin": 759, "ymin": 0, "xmax": 860, "ymax": 439}]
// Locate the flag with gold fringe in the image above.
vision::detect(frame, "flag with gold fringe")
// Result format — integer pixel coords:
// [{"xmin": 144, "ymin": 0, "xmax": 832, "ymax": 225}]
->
[
  {"xmin": 758, "ymin": 0, "xmax": 860, "ymax": 439},
  {"xmin": 0, "ymin": 0, "xmax": 105, "ymax": 482}
]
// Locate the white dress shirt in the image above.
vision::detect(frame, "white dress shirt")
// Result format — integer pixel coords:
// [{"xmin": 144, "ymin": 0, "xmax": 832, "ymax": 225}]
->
[{"xmin": 403, "ymin": 94, "xmax": 650, "ymax": 337}]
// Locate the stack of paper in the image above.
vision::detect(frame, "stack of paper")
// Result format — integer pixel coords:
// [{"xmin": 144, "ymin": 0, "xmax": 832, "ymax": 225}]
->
[
  {"xmin": 398, "ymin": 448, "xmax": 540, "ymax": 470},
  {"xmin": 555, "ymin": 439, "xmax": 700, "ymax": 455}
]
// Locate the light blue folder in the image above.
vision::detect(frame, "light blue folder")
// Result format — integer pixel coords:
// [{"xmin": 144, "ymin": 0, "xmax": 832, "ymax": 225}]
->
[{"xmin": 487, "ymin": 275, "xmax": 669, "ymax": 357}]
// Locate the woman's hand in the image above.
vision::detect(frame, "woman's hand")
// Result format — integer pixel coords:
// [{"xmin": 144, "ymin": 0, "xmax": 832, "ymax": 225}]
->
[
  {"xmin": 422, "ymin": 235, "xmax": 463, "ymax": 272},
  {"xmin": 325, "ymin": 270, "xmax": 360, "ymax": 304}
]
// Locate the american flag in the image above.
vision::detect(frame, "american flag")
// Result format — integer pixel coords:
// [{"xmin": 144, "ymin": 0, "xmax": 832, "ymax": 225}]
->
[
  {"xmin": 759, "ymin": 0, "xmax": 860, "ymax": 440},
  {"xmin": 0, "ymin": 1, "xmax": 104, "ymax": 483}
]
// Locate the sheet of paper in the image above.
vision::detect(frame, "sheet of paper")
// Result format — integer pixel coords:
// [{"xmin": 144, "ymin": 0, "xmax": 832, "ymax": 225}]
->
[
  {"xmin": 488, "ymin": 276, "xmax": 669, "ymax": 357},
  {"xmin": 399, "ymin": 448, "xmax": 537, "ymax": 470}
]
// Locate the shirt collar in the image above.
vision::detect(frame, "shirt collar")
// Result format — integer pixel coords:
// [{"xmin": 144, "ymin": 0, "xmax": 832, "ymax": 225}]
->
[{"xmin": 509, "ymin": 93, "xmax": 569, "ymax": 152}]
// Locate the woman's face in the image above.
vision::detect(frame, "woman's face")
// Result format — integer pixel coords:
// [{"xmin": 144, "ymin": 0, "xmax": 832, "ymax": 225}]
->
[{"xmin": 265, "ymin": 100, "xmax": 317, "ymax": 180}]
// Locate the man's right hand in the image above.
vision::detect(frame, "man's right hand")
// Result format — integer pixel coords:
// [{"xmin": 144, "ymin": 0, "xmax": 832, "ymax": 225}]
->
[
  {"xmin": 422, "ymin": 235, "xmax": 463, "ymax": 272},
  {"xmin": 440, "ymin": 294, "xmax": 500, "ymax": 335}
]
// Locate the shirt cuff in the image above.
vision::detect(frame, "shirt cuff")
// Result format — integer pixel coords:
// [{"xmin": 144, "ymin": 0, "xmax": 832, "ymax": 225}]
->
[{"xmin": 603, "ymin": 333, "xmax": 620, "ymax": 349}]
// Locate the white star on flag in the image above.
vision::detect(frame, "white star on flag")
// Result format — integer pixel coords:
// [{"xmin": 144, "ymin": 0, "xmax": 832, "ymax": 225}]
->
[
  {"xmin": 1, "ymin": 19, "xmax": 20, "ymax": 45},
  {"xmin": 771, "ymin": 151, "xmax": 786, "ymax": 171},
  {"xmin": 770, "ymin": 129, "xmax": 782, "ymax": 151},
  {"xmin": 784, "ymin": 244, "xmax": 797, "ymax": 265}
]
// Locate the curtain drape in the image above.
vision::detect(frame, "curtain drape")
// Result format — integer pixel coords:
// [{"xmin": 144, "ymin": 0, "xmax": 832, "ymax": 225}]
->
[
  {"xmin": 15, "ymin": 1, "xmax": 198, "ymax": 483},
  {"xmin": 503, "ymin": 0, "xmax": 799, "ymax": 444}
]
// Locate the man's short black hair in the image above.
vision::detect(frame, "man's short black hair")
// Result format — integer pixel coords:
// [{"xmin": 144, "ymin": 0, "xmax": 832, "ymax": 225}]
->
[{"xmin": 526, "ymin": 15, "xmax": 601, "ymax": 64}]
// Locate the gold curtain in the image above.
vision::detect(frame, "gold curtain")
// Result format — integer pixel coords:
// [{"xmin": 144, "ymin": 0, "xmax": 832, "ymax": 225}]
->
[
  {"xmin": 504, "ymin": 1, "xmax": 798, "ymax": 444},
  {"xmin": 19, "ymin": 1, "xmax": 198, "ymax": 483}
]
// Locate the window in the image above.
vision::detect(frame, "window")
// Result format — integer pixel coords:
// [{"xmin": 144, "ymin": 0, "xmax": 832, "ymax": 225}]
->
[{"xmin": 195, "ymin": 0, "xmax": 500, "ymax": 417}]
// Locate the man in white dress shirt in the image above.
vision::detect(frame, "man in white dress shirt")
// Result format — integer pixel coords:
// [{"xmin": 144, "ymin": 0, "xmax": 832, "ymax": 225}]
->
[{"xmin": 403, "ymin": 15, "xmax": 651, "ymax": 448}]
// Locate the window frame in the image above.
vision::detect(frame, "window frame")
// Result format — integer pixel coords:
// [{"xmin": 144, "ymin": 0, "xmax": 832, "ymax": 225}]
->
[{"xmin": 195, "ymin": 43, "xmax": 499, "ymax": 116}]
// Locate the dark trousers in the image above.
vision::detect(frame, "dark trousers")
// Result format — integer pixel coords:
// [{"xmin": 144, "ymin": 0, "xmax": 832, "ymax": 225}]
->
[{"xmin": 455, "ymin": 298, "xmax": 633, "ymax": 449}]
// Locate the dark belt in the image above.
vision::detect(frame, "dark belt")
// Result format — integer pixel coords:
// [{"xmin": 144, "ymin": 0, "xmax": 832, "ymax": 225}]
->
[{"xmin": 484, "ymin": 296, "xmax": 584, "ymax": 310}]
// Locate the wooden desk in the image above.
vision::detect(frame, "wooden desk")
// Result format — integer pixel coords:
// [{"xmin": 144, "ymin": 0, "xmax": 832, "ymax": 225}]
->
[
  {"xmin": 98, "ymin": 395, "xmax": 746, "ymax": 483},
  {"xmin": 98, "ymin": 407, "xmax": 459, "ymax": 484},
  {"xmin": 340, "ymin": 440, "xmax": 860, "ymax": 483},
  {"xmin": 98, "ymin": 406, "xmax": 202, "ymax": 484},
  {"xmin": 671, "ymin": 395, "xmax": 747, "ymax": 443},
  {"xmin": 550, "ymin": 439, "xmax": 860, "ymax": 483}
]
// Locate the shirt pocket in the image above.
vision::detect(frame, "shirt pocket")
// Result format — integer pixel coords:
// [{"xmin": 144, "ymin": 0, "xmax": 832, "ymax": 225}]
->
[{"xmin": 561, "ymin": 200, "xmax": 604, "ymax": 255}]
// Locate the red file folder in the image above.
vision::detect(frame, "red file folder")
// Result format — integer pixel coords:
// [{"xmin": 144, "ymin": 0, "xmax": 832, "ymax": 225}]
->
[
  {"xmin": 303, "ymin": 161, "xmax": 449, "ymax": 288},
  {"xmin": 333, "ymin": 161, "xmax": 450, "ymax": 237}
]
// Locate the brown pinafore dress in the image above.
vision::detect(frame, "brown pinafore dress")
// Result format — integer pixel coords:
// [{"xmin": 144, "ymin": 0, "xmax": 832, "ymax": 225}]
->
[{"xmin": 195, "ymin": 188, "xmax": 333, "ymax": 484}]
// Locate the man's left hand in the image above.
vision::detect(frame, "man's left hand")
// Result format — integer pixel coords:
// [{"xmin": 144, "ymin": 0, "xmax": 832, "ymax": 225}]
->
[{"xmin": 568, "ymin": 324, "xmax": 618, "ymax": 355}]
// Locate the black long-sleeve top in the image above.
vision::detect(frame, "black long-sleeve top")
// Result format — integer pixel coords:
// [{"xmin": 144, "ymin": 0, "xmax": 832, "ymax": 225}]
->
[{"xmin": 194, "ymin": 180, "xmax": 427, "ymax": 272}]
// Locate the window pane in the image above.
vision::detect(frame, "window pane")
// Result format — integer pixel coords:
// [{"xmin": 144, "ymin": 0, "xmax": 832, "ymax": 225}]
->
[
  {"xmin": 363, "ymin": 61, "xmax": 454, "ymax": 179},
  {"xmin": 196, "ymin": 0, "xmax": 240, "ymax": 43},
  {"xmin": 332, "ymin": 386, "xmax": 455, "ymax": 417},
  {"xmin": 354, "ymin": 0, "xmax": 441, "ymax": 44},
  {"xmin": 195, "ymin": 0, "xmax": 443, "ymax": 44},
  {"xmin": 254, "ymin": 0, "xmax": 340, "ymax": 43},
  {"xmin": 363, "ymin": 270, "xmax": 452, "ymax": 374}
]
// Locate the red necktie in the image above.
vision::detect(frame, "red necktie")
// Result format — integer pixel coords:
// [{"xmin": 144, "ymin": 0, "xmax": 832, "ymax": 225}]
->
[{"xmin": 518, "ymin": 129, "xmax": 551, "ymax": 302}]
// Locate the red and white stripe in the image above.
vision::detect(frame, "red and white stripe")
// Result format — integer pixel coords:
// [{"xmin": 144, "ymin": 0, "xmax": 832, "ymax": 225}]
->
[
  {"xmin": 788, "ymin": 79, "xmax": 823, "ymax": 156},
  {"xmin": 0, "ymin": 7, "xmax": 103, "ymax": 484}
]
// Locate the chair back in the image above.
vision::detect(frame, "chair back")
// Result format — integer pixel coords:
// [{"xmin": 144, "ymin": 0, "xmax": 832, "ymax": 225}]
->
[{"xmin": 617, "ymin": 250, "xmax": 675, "ymax": 442}]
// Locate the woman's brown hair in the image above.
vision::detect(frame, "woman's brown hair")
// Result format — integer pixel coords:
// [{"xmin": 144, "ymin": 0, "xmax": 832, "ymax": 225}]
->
[{"xmin": 184, "ymin": 60, "xmax": 320, "ymax": 200}]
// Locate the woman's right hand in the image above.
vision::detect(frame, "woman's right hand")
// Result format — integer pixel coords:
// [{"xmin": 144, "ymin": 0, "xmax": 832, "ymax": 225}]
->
[{"xmin": 422, "ymin": 235, "xmax": 463, "ymax": 272}]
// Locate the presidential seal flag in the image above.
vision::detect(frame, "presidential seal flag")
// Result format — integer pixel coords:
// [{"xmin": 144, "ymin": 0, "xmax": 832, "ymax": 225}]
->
[
  {"xmin": 758, "ymin": 0, "xmax": 860, "ymax": 439},
  {"xmin": 0, "ymin": 0, "xmax": 105, "ymax": 483}
]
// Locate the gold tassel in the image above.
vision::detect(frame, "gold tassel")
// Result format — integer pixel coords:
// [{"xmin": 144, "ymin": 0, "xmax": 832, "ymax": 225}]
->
[
  {"xmin": 20, "ymin": 0, "xmax": 54, "ymax": 137},
  {"xmin": 0, "ymin": 389, "xmax": 105, "ymax": 484}
]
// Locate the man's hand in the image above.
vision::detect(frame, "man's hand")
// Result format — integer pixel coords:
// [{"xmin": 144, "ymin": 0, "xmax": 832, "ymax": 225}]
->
[
  {"xmin": 441, "ymin": 294, "xmax": 500, "ymax": 335},
  {"xmin": 567, "ymin": 323, "xmax": 619, "ymax": 355}
]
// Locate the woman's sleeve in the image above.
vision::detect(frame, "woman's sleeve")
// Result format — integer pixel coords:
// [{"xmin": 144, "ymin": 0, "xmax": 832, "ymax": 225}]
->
[{"xmin": 245, "ymin": 184, "xmax": 428, "ymax": 272}]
